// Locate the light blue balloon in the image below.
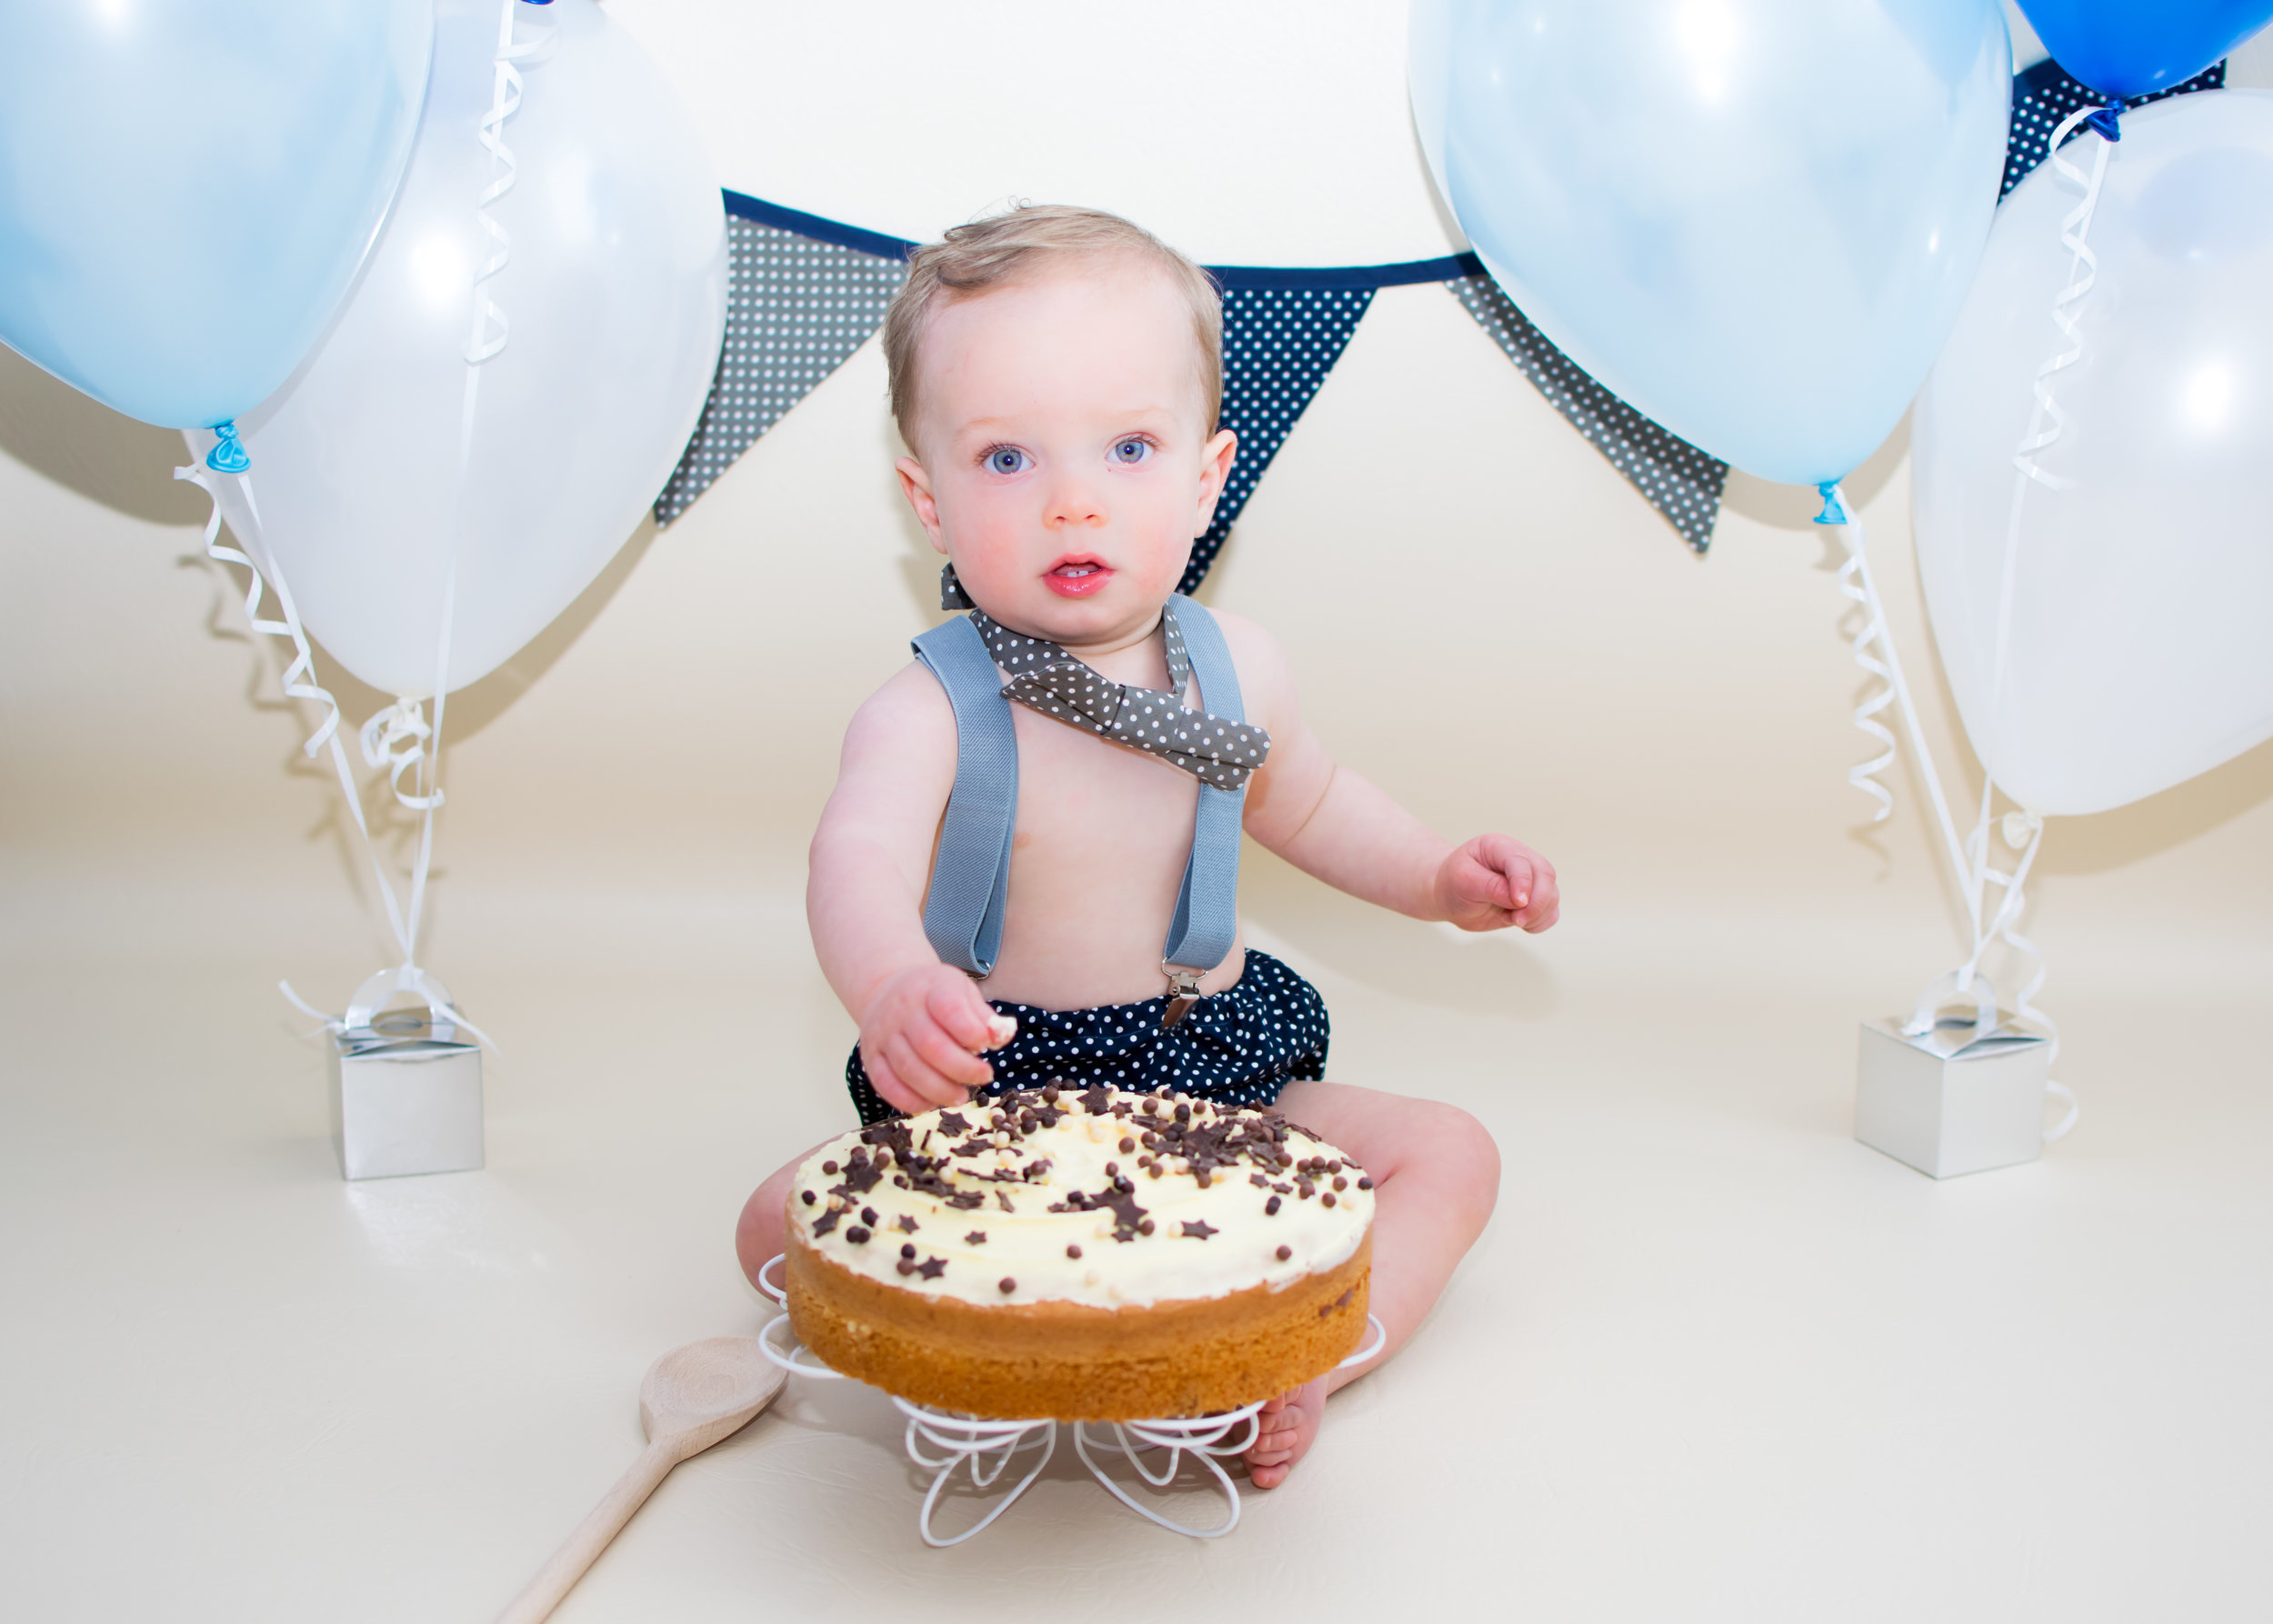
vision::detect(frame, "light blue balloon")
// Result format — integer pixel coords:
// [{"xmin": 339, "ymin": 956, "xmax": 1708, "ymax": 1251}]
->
[
  {"xmin": 0, "ymin": 0, "xmax": 433, "ymax": 430},
  {"xmin": 1411, "ymin": 0, "xmax": 2011, "ymax": 486}
]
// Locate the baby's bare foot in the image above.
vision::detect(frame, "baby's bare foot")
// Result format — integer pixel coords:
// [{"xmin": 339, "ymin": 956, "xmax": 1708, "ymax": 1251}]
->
[{"xmin": 1244, "ymin": 1376, "xmax": 1327, "ymax": 1489}]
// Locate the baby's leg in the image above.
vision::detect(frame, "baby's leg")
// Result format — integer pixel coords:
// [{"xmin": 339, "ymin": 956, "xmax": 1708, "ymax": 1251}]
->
[
  {"xmin": 1243, "ymin": 1079, "xmax": 1500, "ymax": 1489},
  {"xmin": 734, "ymin": 1138, "xmax": 838, "ymax": 1290}
]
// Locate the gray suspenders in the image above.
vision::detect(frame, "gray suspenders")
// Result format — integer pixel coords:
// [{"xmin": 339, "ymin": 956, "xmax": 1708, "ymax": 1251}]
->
[{"xmin": 911, "ymin": 595, "xmax": 1245, "ymax": 1024}]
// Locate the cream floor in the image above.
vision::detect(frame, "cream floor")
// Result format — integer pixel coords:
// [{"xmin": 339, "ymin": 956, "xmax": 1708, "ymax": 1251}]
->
[
  {"xmin": 4, "ymin": 844, "xmax": 2268, "ymax": 1622},
  {"xmin": 8, "ymin": 280, "xmax": 2273, "ymax": 1619}
]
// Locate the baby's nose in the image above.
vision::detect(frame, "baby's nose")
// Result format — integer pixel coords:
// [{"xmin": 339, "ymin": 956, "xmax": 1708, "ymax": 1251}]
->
[{"xmin": 1043, "ymin": 475, "xmax": 1106, "ymax": 527}]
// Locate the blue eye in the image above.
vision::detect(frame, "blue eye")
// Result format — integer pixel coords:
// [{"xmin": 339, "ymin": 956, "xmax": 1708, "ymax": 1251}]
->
[
  {"xmin": 985, "ymin": 446, "xmax": 1030, "ymax": 476},
  {"xmin": 1111, "ymin": 437, "xmax": 1151, "ymax": 465}
]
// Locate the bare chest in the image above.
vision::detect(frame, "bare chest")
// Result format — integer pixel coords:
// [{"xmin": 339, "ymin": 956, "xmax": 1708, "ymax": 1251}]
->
[{"xmin": 971, "ymin": 704, "xmax": 1242, "ymax": 1010}]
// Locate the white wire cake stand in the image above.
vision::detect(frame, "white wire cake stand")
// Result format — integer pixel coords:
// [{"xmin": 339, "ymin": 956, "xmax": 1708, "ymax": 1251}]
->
[{"xmin": 755, "ymin": 1253, "xmax": 1385, "ymax": 1546}]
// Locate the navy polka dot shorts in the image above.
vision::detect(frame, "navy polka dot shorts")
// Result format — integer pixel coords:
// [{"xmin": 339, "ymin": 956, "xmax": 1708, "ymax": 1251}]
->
[{"xmin": 846, "ymin": 949, "xmax": 1330, "ymax": 1126}]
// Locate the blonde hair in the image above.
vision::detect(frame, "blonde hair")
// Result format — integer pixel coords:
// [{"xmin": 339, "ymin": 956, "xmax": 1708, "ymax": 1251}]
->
[{"xmin": 883, "ymin": 204, "xmax": 1223, "ymax": 449}]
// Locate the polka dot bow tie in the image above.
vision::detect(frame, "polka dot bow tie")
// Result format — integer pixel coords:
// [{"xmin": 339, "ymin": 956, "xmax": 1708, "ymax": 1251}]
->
[{"xmin": 969, "ymin": 606, "xmax": 1272, "ymax": 791}]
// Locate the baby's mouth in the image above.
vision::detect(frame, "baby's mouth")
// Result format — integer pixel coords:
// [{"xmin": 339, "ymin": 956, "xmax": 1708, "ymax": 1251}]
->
[{"xmin": 1045, "ymin": 556, "xmax": 1114, "ymax": 597}]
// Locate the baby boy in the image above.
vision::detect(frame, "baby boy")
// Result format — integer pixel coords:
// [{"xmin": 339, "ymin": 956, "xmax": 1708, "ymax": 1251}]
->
[{"xmin": 736, "ymin": 205, "xmax": 1558, "ymax": 1486}]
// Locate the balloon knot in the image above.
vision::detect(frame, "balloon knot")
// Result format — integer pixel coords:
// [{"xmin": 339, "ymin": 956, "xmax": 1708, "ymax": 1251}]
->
[
  {"xmin": 205, "ymin": 420, "xmax": 250, "ymax": 474},
  {"xmin": 1812, "ymin": 481, "xmax": 1851, "ymax": 526},
  {"xmin": 2086, "ymin": 103, "xmax": 2122, "ymax": 143}
]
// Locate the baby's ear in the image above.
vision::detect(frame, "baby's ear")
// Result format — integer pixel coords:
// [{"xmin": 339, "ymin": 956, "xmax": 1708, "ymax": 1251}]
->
[
  {"xmin": 1194, "ymin": 427, "xmax": 1238, "ymax": 528},
  {"xmin": 896, "ymin": 455, "xmax": 947, "ymax": 551}
]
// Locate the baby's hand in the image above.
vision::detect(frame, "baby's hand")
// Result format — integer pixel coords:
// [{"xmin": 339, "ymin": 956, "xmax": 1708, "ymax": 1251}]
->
[
  {"xmin": 1437, "ymin": 833, "xmax": 1559, "ymax": 934},
  {"xmin": 857, "ymin": 963, "xmax": 1016, "ymax": 1117}
]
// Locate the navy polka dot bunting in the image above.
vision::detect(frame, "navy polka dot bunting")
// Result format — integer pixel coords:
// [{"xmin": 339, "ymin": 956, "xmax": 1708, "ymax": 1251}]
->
[
  {"xmin": 1449, "ymin": 273, "xmax": 1727, "ymax": 554},
  {"xmin": 2003, "ymin": 57, "xmax": 2224, "ymax": 200},
  {"xmin": 654, "ymin": 218, "xmax": 906, "ymax": 526},
  {"xmin": 1177, "ymin": 286, "xmax": 1374, "ymax": 595},
  {"xmin": 657, "ymin": 51, "xmax": 2216, "ymax": 545}
]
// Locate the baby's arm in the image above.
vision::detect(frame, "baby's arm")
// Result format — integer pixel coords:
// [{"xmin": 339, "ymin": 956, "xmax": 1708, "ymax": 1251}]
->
[
  {"xmin": 1227, "ymin": 614, "xmax": 1559, "ymax": 933},
  {"xmin": 807, "ymin": 663, "xmax": 1013, "ymax": 1114}
]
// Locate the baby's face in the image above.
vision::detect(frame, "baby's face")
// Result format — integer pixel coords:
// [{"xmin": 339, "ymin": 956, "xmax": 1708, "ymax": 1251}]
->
[{"xmin": 896, "ymin": 260, "xmax": 1234, "ymax": 647}]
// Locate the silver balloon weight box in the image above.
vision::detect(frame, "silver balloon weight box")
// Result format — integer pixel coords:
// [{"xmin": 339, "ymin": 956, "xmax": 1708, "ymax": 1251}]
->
[
  {"xmin": 1855, "ymin": 977, "xmax": 2065, "ymax": 1179},
  {"xmin": 329, "ymin": 1003, "xmax": 484, "ymax": 1180}
]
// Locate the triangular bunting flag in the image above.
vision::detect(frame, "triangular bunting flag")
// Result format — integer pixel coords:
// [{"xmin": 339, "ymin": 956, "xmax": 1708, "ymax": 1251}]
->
[
  {"xmin": 1449, "ymin": 274, "xmax": 1726, "ymax": 553},
  {"xmin": 1178, "ymin": 286, "xmax": 1374, "ymax": 595},
  {"xmin": 2003, "ymin": 56, "xmax": 2224, "ymax": 199},
  {"xmin": 655, "ymin": 216, "xmax": 906, "ymax": 526}
]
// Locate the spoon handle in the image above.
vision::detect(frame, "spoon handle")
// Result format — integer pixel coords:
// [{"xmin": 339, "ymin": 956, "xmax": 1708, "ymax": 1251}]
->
[{"xmin": 495, "ymin": 1438, "xmax": 681, "ymax": 1624}]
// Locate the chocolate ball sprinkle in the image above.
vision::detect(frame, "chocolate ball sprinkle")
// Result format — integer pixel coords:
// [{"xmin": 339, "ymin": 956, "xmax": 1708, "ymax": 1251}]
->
[
  {"xmin": 1322, "ymin": 1192, "xmax": 1337, "ymax": 1208},
  {"xmin": 1357, "ymin": 1177, "xmax": 1374, "ymax": 1190},
  {"xmin": 900, "ymin": 1242, "xmax": 916, "ymax": 1259},
  {"xmin": 1277, "ymin": 1245, "xmax": 1292, "ymax": 1261},
  {"xmin": 822, "ymin": 1160, "xmax": 839, "ymax": 1175},
  {"xmin": 1066, "ymin": 1244, "xmax": 1082, "ymax": 1259},
  {"xmin": 800, "ymin": 1190, "xmax": 816, "ymax": 1206},
  {"xmin": 1119, "ymin": 1138, "xmax": 1135, "ymax": 1153},
  {"xmin": 1333, "ymin": 1177, "xmax": 1347, "ymax": 1192},
  {"xmin": 999, "ymin": 1278, "xmax": 1016, "ymax": 1294},
  {"xmin": 1266, "ymin": 1195, "xmax": 1282, "ymax": 1216},
  {"xmin": 846, "ymin": 1226, "xmax": 870, "ymax": 1244}
]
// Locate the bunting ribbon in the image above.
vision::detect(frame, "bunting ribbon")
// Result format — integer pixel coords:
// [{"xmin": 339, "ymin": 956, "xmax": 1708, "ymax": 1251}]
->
[
  {"xmin": 654, "ymin": 61, "xmax": 2232, "ymax": 581},
  {"xmin": 653, "ymin": 199, "xmax": 1723, "ymax": 568}
]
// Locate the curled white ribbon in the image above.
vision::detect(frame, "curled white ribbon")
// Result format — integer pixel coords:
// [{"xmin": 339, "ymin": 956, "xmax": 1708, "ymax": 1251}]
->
[
  {"xmin": 175, "ymin": 460, "xmax": 489, "ymax": 1047},
  {"xmin": 1825, "ymin": 487, "xmax": 2073, "ymax": 1142},
  {"xmin": 1825, "ymin": 488, "xmax": 1969, "ymax": 877},
  {"xmin": 2008, "ymin": 105, "xmax": 2114, "ymax": 497},
  {"xmin": 182, "ymin": 1, "xmax": 549, "ymax": 1052},
  {"xmin": 360, "ymin": 697, "xmax": 445, "ymax": 812},
  {"xmin": 465, "ymin": 2, "xmax": 550, "ymax": 369}
]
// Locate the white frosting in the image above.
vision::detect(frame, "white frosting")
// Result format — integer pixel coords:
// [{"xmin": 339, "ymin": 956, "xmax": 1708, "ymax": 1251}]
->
[{"xmin": 787, "ymin": 1086, "xmax": 1373, "ymax": 1309}]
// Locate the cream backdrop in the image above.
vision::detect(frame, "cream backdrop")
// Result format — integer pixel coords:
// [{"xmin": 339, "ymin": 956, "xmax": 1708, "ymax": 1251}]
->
[{"xmin": 5, "ymin": 5, "xmax": 2272, "ymax": 1620}]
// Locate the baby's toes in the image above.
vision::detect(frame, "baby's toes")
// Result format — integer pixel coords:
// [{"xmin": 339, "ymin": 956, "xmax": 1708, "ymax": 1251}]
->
[{"xmin": 1247, "ymin": 1429, "xmax": 1297, "ymax": 1466}]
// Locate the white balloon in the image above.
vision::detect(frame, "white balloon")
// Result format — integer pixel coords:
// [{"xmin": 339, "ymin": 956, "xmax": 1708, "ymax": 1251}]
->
[
  {"xmin": 1915, "ymin": 90, "xmax": 2273, "ymax": 817},
  {"xmin": 198, "ymin": 0, "xmax": 726, "ymax": 698}
]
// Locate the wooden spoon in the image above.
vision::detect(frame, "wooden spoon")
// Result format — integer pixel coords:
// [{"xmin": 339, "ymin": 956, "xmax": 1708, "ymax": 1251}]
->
[{"xmin": 495, "ymin": 1336, "xmax": 789, "ymax": 1624}]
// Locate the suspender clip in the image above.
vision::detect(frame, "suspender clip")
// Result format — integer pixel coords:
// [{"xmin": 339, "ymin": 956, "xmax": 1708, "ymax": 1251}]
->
[{"xmin": 1161, "ymin": 966, "xmax": 1205, "ymax": 1028}]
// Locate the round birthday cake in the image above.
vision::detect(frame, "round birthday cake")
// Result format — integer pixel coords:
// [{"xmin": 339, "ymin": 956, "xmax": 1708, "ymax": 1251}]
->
[{"xmin": 783, "ymin": 1084, "xmax": 1374, "ymax": 1421}]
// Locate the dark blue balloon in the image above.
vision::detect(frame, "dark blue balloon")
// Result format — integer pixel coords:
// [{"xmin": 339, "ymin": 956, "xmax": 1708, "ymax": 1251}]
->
[{"xmin": 2019, "ymin": 0, "xmax": 2273, "ymax": 98}]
